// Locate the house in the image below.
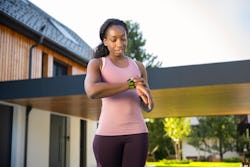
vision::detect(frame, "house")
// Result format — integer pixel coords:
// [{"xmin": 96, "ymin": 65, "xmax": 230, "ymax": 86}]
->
[
  {"xmin": 182, "ymin": 116, "xmax": 250, "ymax": 161},
  {"xmin": 1, "ymin": 0, "xmax": 250, "ymax": 167},
  {"xmin": 0, "ymin": 0, "xmax": 96, "ymax": 166}
]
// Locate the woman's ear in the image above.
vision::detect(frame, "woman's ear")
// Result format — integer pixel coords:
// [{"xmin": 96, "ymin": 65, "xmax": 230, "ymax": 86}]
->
[{"xmin": 103, "ymin": 38, "xmax": 108, "ymax": 47}]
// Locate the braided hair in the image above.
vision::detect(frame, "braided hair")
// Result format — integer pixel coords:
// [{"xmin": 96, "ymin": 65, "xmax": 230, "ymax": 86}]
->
[{"xmin": 94, "ymin": 18, "xmax": 128, "ymax": 58}]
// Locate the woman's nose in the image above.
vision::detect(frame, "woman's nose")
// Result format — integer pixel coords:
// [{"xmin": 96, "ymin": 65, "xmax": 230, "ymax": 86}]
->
[{"xmin": 116, "ymin": 39, "xmax": 123, "ymax": 46}]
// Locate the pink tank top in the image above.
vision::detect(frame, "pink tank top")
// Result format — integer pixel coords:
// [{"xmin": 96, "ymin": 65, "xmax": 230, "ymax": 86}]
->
[{"xmin": 95, "ymin": 56, "xmax": 148, "ymax": 136}]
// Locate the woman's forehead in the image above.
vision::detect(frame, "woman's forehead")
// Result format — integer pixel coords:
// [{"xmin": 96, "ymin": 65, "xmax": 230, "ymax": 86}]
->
[{"xmin": 106, "ymin": 25, "xmax": 127, "ymax": 36}]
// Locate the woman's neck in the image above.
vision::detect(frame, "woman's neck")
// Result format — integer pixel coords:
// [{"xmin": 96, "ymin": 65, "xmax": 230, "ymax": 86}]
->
[{"xmin": 107, "ymin": 55, "xmax": 129, "ymax": 68}]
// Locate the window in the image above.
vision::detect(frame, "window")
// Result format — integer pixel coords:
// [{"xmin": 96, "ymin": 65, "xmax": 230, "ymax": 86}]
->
[
  {"xmin": 42, "ymin": 52, "xmax": 49, "ymax": 78},
  {"xmin": 53, "ymin": 60, "xmax": 67, "ymax": 77}
]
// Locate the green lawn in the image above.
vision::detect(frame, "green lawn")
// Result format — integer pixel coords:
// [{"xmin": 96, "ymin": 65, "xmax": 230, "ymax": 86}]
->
[{"xmin": 146, "ymin": 162, "xmax": 242, "ymax": 167}]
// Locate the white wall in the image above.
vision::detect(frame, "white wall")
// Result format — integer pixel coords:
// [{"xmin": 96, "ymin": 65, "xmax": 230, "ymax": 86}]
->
[
  {"xmin": 69, "ymin": 116, "xmax": 80, "ymax": 167},
  {"xmin": 26, "ymin": 109, "xmax": 98, "ymax": 167},
  {"xmin": 0, "ymin": 101, "xmax": 98, "ymax": 167},
  {"xmin": 0, "ymin": 102, "xmax": 28, "ymax": 167},
  {"xmin": 182, "ymin": 141, "xmax": 207, "ymax": 159},
  {"xmin": 27, "ymin": 109, "xmax": 50, "ymax": 167},
  {"xmin": 11, "ymin": 105, "xmax": 26, "ymax": 167},
  {"xmin": 87, "ymin": 120, "xmax": 97, "ymax": 167},
  {"xmin": 69, "ymin": 117, "xmax": 98, "ymax": 167},
  {"xmin": 0, "ymin": 102, "xmax": 27, "ymax": 167},
  {"xmin": 182, "ymin": 141, "xmax": 240, "ymax": 160}
]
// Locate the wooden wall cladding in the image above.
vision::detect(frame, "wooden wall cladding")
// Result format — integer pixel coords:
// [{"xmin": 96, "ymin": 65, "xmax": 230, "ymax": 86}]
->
[
  {"xmin": 0, "ymin": 25, "xmax": 87, "ymax": 82},
  {"xmin": 0, "ymin": 25, "xmax": 30, "ymax": 81}
]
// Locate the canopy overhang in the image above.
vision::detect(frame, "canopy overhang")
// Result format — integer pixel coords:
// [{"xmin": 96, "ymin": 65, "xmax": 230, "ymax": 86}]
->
[{"xmin": 1, "ymin": 60, "xmax": 250, "ymax": 120}]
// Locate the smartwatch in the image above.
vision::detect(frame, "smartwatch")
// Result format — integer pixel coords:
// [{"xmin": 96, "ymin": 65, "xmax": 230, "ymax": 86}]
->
[{"xmin": 127, "ymin": 78, "xmax": 136, "ymax": 89}]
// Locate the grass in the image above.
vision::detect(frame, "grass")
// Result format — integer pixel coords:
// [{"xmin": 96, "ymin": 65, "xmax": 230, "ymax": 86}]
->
[{"xmin": 146, "ymin": 162, "xmax": 242, "ymax": 167}]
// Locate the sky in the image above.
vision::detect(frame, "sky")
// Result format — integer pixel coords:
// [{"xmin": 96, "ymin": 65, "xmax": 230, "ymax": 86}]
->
[{"xmin": 29, "ymin": 0, "xmax": 250, "ymax": 67}]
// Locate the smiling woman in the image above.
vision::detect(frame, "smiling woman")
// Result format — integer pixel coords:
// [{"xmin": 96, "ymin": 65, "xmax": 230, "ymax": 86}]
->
[{"xmin": 84, "ymin": 18, "xmax": 154, "ymax": 167}]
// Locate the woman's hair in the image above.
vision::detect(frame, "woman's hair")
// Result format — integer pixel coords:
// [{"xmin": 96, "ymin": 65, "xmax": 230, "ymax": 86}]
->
[{"xmin": 94, "ymin": 18, "xmax": 128, "ymax": 58}]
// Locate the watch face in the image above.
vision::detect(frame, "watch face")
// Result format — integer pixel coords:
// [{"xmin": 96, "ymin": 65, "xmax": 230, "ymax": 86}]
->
[{"xmin": 128, "ymin": 79, "xmax": 135, "ymax": 89}]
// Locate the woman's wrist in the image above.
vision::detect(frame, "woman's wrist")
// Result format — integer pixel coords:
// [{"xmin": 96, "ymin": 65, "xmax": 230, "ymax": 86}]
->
[{"xmin": 127, "ymin": 78, "xmax": 136, "ymax": 89}]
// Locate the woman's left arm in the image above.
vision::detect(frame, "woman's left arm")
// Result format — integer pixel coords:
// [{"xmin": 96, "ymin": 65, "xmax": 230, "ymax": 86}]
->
[{"xmin": 134, "ymin": 61, "xmax": 154, "ymax": 112}]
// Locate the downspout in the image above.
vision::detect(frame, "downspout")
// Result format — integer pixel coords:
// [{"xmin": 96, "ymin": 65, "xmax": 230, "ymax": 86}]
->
[
  {"xmin": 25, "ymin": 25, "xmax": 46, "ymax": 167},
  {"xmin": 24, "ymin": 106, "xmax": 32, "ymax": 167},
  {"xmin": 28, "ymin": 25, "xmax": 46, "ymax": 79}
]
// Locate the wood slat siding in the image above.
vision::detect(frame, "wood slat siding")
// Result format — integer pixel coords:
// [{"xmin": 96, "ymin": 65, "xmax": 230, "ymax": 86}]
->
[
  {"xmin": 0, "ymin": 25, "xmax": 29, "ymax": 81},
  {"xmin": 0, "ymin": 25, "xmax": 87, "ymax": 82}
]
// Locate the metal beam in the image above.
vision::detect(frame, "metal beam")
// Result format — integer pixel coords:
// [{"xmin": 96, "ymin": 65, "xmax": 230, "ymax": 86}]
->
[
  {"xmin": 0, "ymin": 75, "xmax": 85, "ymax": 100},
  {"xmin": 1, "ymin": 60, "xmax": 250, "ymax": 100}
]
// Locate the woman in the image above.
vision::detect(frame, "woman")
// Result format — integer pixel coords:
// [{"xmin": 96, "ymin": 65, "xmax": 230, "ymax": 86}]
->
[{"xmin": 84, "ymin": 18, "xmax": 154, "ymax": 167}]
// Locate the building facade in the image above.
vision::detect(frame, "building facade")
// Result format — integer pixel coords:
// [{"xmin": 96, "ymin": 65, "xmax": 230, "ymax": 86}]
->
[{"xmin": 0, "ymin": 0, "xmax": 97, "ymax": 166}]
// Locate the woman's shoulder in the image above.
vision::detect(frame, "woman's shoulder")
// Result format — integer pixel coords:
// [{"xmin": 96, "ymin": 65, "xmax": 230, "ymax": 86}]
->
[
  {"xmin": 126, "ymin": 57, "xmax": 143, "ymax": 67},
  {"xmin": 134, "ymin": 60, "xmax": 145, "ymax": 71},
  {"xmin": 134, "ymin": 60, "xmax": 147, "ymax": 78},
  {"xmin": 89, "ymin": 57, "xmax": 103, "ymax": 64},
  {"xmin": 126, "ymin": 57, "xmax": 146, "ymax": 77},
  {"xmin": 134, "ymin": 60, "xmax": 144, "ymax": 67},
  {"xmin": 87, "ymin": 57, "xmax": 103, "ymax": 70}
]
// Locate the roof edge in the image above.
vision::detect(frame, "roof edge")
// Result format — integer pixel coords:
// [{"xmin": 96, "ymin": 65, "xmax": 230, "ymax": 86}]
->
[{"xmin": 0, "ymin": 11, "xmax": 89, "ymax": 66}]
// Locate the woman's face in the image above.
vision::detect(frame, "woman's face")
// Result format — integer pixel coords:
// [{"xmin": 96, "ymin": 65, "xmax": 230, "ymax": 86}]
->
[{"xmin": 103, "ymin": 25, "xmax": 127, "ymax": 57}]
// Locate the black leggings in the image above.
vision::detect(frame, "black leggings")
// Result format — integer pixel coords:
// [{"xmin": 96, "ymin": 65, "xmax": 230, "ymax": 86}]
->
[{"xmin": 93, "ymin": 133, "xmax": 148, "ymax": 167}]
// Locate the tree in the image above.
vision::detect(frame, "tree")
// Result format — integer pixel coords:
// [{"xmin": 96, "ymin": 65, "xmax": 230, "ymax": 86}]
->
[
  {"xmin": 188, "ymin": 116, "xmax": 238, "ymax": 161},
  {"xmin": 125, "ymin": 20, "xmax": 164, "ymax": 161},
  {"xmin": 164, "ymin": 117, "xmax": 191, "ymax": 160},
  {"xmin": 125, "ymin": 20, "xmax": 162, "ymax": 68},
  {"xmin": 146, "ymin": 118, "xmax": 175, "ymax": 161}
]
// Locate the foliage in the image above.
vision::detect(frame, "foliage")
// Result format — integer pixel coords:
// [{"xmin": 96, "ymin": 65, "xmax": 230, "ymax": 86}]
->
[
  {"xmin": 159, "ymin": 159, "xmax": 190, "ymax": 164},
  {"xmin": 146, "ymin": 118, "xmax": 175, "ymax": 161},
  {"xmin": 236, "ymin": 130, "xmax": 250, "ymax": 154},
  {"xmin": 125, "ymin": 20, "xmax": 162, "ymax": 68},
  {"xmin": 222, "ymin": 157, "xmax": 242, "ymax": 162},
  {"xmin": 124, "ymin": 20, "xmax": 165, "ymax": 160},
  {"xmin": 187, "ymin": 116, "xmax": 239, "ymax": 161},
  {"xmin": 164, "ymin": 117, "xmax": 191, "ymax": 160}
]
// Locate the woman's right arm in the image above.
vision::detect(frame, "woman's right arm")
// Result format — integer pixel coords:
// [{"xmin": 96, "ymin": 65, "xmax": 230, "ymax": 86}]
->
[{"xmin": 84, "ymin": 58, "xmax": 129, "ymax": 99}]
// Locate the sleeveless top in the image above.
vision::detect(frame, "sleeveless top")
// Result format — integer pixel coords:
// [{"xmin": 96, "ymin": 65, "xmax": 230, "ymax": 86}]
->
[{"xmin": 95, "ymin": 56, "xmax": 148, "ymax": 136}]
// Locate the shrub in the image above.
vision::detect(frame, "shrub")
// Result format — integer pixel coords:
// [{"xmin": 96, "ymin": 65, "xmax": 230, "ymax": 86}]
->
[
  {"xmin": 159, "ymin": 159, "xmax": 190, "ymax": 164},
  {"xmin": 223, "ymin": 157, "xmax": 242, "ymax": 162}
]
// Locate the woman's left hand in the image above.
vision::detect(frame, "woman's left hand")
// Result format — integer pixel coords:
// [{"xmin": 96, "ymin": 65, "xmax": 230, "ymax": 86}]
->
[
  {"xmin": 132, "ymin": 77, "xmax": 147, "ymax": 87},
  {"xmin": 135, "ymin": 85, "xmax": 153, "ymax": 111}
]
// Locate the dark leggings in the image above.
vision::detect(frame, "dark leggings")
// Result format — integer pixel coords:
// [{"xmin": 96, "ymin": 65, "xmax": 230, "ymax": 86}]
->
[{"xmin": 93, "ymin": 133, "xmax": 148, "ymax": 167}]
